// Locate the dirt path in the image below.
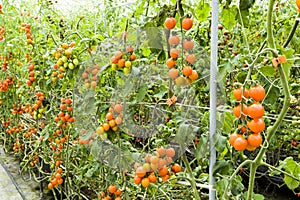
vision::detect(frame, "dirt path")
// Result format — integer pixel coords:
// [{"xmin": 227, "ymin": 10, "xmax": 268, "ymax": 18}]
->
[{"xmin": 0, "ymin": 146, "xmax": 42, "ymax": 200}]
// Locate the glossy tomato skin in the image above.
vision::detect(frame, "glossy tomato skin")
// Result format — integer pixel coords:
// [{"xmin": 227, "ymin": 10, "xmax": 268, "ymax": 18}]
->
[
  {"xmin": 233, "ymin": 104, "xmax": 248, "ymax": 118},
  {"xmin": 165, "ymin": 17, "xmax": 176, "ymax": 29},
  {"xmin": 247, "ymin": 118, "xmax": 265, "ymax": 133},
  {"xmin": 247, "ymin": 133, "xmax": 262, "ymax": 147},
  {"xmin": 182, "ymin": 17, "xmax": 193, "ymax": 30},
  {"xmin": 247, "ymin": 102, "xmax": 264, "ymax": 119},
  {"xmin": 249, "ymin": 85, "xmax": 265, "ymax": 101},
  {"xmin": 233, "ymin": 87, "xmax": 249, "ymax": 101},
  {"xmin": 233, "ymin": 136, "xmax": 248, "ymax": 151}
]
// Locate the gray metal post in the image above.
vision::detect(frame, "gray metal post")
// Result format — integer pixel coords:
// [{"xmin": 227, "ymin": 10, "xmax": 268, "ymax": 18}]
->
[{"xmin": 209, "ymin": 0, "xmax": 218, "ymax": 199}]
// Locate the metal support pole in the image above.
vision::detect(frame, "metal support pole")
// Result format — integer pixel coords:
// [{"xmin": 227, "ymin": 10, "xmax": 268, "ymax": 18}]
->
[{"xmin": 209, "ymin": 0, "xmax": 219, "ymax": 199}]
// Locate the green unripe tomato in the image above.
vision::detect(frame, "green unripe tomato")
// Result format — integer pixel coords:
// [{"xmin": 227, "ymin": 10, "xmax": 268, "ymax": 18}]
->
[
  {"xmin": 111, "ymin": 64, "xmax": 117, "ymax": 71},
  {"xmin": 62, "ymin": 56, "xmax": 68, "ymax": 63},
  {"xmin": 123, "ymin": 67, "xmax": 130, "ymax": 75},
  {"xmin": 100, "ymin": 132, "xmax": 107, "ymax": 141},
  {"xmin": 68, "ymin": 62, "xmax": 75, "ymax": 69},
  {"xmin": 73, "ymin": 59, "xmax": 79, "ymax": 66}
]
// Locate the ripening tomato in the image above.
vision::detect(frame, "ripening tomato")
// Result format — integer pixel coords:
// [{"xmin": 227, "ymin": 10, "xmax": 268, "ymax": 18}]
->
[
  {"xmin": 233, "ymin": 104, "xmax": 248, "ymax": 118},
  {"xmin": 165, "ymin": 17, "xmax": 176, "ymax": 29},
  {"xmin": 169, "ymin": 34, "xmax": 180, "ymax": 46},
  {"xmin": 233, "ymin": 87, "xmax": 249, "ymax": 101},
  {"xmin": 247, "ymin": 118, "xmax": 265, "ymax": 133},
  {"xmin": 296, "ymin": 0, "xmax": 300, "ymax": 12},
  {"xmin": 233, "ymin": 136, "xmax": 248, "ymax": 151},
  {"xmin": 247, "ymin": 133, "xmax": 262, "ymax": 147},
  {"xmin": 249, "ymin": 85, "xmax": 265, "ymax": 101},
  {"xmin": 182, "ymin": 17, "xmax": 193, "ymax": 30},
  {"xmin": 247, "ymin": 102, "xmax": 264, "ymax": 119},
  {"xmin": 229, "ymin": 133, "xmax": 242, "ymax": 146}
]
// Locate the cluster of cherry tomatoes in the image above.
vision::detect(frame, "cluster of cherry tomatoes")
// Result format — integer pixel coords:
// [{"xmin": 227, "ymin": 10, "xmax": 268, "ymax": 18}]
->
[
  {"xmin": 98, "ymin": 185, "xmax": 122, "ymax": 200},
  {"xmin": 48, "ymin": 167, "xmax": 64, "ymax": 190},
  {"xmin": 55, "ymin": 98, "xmax": 75, "ymax": 125},
  {"xmin": 96, "ymin": 103, "xmax": 123, "ymax": 140},
  {"xmin": 20, "ymin": 23, "xmax": 34, "ymax": 45},
  {"xmin": 6, "ymin": 124, "xmax": 24, "ymax": 135},
  {"xmin": 29, "ymin": 154, "xmax": 39, "ymax": 167},
  {"xmin": 0, "ymin": 4, "xmax": 3, "ymax": 14},
  {"xmin": 0, "ymin": 76, "xmax": 14, "ymax": 92},
  {"xmin": 110, "ymin": 46, "xmax": 137, "ymax": 75},
  {"xmin": 26, "ymin": 63, "xmax": 35, "ymax": 86},
  {"xmin": 230, "ymin": 84, "xmax": 266, "ymax": 151},
  {"xmin": 13, "ymin": 139, "xmax": 25, "ymax": 153},
  {"xmin": 165, "ymin": 16, "xmax": 198, "ymax": 85},
  {"xmin": 51, "ymin": 42, "xmax": 79, "ymax": 83},
  {"xmin": 0, "ymin": 24, "xmax": 4, "ymax": 41},
  {"xmin": 133, "ymin": 146, "xmax": 181, "ymax": 188},
  {"xmin": 81, "ymin": 64, "xmax": 101, "ymax": 89}
]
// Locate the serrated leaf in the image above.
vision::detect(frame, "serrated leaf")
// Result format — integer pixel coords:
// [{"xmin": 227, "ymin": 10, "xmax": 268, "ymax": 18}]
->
[{"xmin": 281, "ymin": 157, "xmax": 300, "ymax": 190}]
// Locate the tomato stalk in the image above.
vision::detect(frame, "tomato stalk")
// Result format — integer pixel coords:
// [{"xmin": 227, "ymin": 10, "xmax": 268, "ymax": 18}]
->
[
  {"xmin": 182, "ymin": 152, "xmax": 201, "ymax": 200},
  {"xmin": 246, "ymin": 0, "xmax": 291, "ymax": 199},
  {"xmin": 261, "ymin": 161, "xmax": 300, "ymax": 182},
  {"xmin": 222, "ymin": 159, "xmax": 252, "ymax": 199},
  {"xmin": 283, "ymin": 13, "xmax": 300, "ymax": 48}
]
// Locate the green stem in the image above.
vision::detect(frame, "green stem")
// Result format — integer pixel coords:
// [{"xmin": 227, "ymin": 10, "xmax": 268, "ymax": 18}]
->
[
  {"xmin": 246, "ymin": 0, "xmax": 291, "ymax": 199},
  {"xmin": 182, "ymin": 153, "xmax": 201, "ymax": 200},
  {"xmin": 261, "ymin": 162, "xmax": 300, "ymax": 182},
  {"xmin": 246, "ymin": 162, "xmax": 258, "ymax": 200},
  {"xmin": 283, "ymin": 13, "xmax": 300, "ymax": 48},
  {"xmin": 222, "ymin": 159, "xmax": 252, "ymax": 199},
  {"xmin": 267, "ymin": 0, "xmax": 276, "ymax": 49}
]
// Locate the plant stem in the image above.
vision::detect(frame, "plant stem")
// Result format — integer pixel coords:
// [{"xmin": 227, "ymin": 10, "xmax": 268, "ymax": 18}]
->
[
  {"xmin": 283, "ymin": 13, "xmax": 300, "ymax": 48},
  {"xmin": 261, "ymin": 162, "xmax": 300, "ymax": 182},
  {"xmin": 246, "ymin": 0, "xmax": 291, "ymax": 199},
  {"xmin": 182, "ymin": 153, "xmax": 201, "ymax": 200},
  {"xmin": 222, "ymin": 159, "xmax": 252, "ymax": 199},
  {"xmin": 267, "ymin": 0, "xmax": 276, "ymax": 49}
]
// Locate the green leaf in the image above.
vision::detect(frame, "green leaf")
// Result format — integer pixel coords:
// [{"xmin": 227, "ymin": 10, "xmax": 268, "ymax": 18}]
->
[
  {"xmin": 239, "ymin": 9, "xmax": 249, "ymax": 27},
  {"xmin": 220, "ymin": 6, "xmax": 237, "ymax": 31},
  {"xmin": 281, "ymin": 157, "xmax": 300, "ymax": 190},
  {"xmin": 235, "ymin": 71, "xmax": 247, "ymax": 83},
  {"xmin": 154, "ymin": 85, "xmax": 168, "ymax": 100},
  {"xmin": 196, "ymin": 136, "xmax": 209, "ymax": 161},
  {"xmin": 174, "ymin": 123, "xmax": 194, "ymax": 146},
  {"xmin": 260, "ymin": 66, "xmax": 276, "ymax": 76},
  {"xmin": 142, "ymin": 47, "xmax": 151, "ymax": 57},
  {"xmin": 243, "ymin": 192, "xmax": 265, "ymax": 200},
  {"xmin": 213, "ymin": 133, "xmax": 227, "ymax": 153},
  {"xmin": 136, "ymin": 85, "xmax": 148, "ymax": 102},
  {"xmin": 195, "ymin": 3, "xmax": 210, "ymax": 21},
  {"xmin": 215, "ymin": 179, "xmax": 229, "ymax": 199},
  {"xmin": 221, "ymin": 112, "xmax": 235, "ymax": 133},
  {"xmin": 213, "ymin": 160, "xmax": 231, "ymax": 176},
  {"xmin": 284, "ymin": 175, "xmax": 299, "ymax": 190}
]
